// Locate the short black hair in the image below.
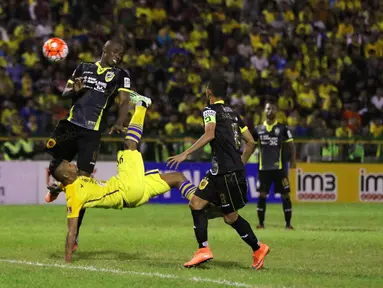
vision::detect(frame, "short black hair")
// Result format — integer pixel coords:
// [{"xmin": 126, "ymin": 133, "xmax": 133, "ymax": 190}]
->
[
  {"xmin": 105, "ymin": 39, "xmax": 126, "ymax": 50},
  {"xmin": 208, "ymin": 75, "xmax": 228, "ymax": 99},
  {"xmin": 49, "ymin": 158, "xmax": 63, "ymax": 180},
  {"xmin": 265, "ymin": 98, "xmax": 277, "ymax": 107}
]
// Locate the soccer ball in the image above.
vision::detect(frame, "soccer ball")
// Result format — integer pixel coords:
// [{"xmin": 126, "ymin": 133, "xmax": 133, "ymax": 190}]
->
[{"xmin": 42, "ymin": 38, "xmax": 69, "ymax": 62}]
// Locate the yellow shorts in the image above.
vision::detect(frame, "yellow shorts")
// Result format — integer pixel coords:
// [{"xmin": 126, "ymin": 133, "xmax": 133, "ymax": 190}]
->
[{"xmin": 116, "ymin": 150, "xmax": 171, "ymax": 207}]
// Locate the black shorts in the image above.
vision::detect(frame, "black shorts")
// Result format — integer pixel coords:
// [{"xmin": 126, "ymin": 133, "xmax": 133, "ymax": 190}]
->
[
  {"xmin": 194, "ymin": 170, "xmax": 248, "ymax": 215},
  {"xmin": 257, "ymin": 169, "xmax": 290, "ymax": 194},
  {"xmin": 45, "ymin": 120, "xmax": 101, "ymax": 174}
]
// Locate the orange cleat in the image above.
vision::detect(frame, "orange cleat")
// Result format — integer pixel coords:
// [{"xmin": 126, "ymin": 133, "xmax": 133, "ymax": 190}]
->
[
  {"xmin": 252, "ymin": 243, "xmax": 270, "ymax": 270},
  {"xmin": 184, "ymin": 247, "xmax": 213, "ymax": 268},
  {"xmin": 285, "ymin": 225, "xmax": 294, "ymax": 230},
  {"xmin": 256, "ymin": 225, "xmax": 265, "ymax": 229},
  {"xmin": 45, "ymin": 191, "xmax": 60, "ymax": 203}
]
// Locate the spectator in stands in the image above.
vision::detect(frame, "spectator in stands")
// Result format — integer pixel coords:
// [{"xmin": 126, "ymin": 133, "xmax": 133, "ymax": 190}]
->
[
  {"xmin": 165, "ymin": 114, "xmax": 184, "ymax": 138},
  {"xmin": 0, "ymin": 67, "xmax": 14, "ymax": 98},
  {"xmin": 336, "ymin": 120, "xmax": 353, "ymax": 138},
  {"xmin": 371, "ymin": 87, "xmax": 383, "ymax": 112},
  {"xmin": 186, "ymin": 108, "xmax": 203, "ymax": 137}
]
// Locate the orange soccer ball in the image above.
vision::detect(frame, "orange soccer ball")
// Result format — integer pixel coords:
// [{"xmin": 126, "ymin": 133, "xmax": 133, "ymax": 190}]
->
[{"xmin": 42, "ymin": 37, "xmax": 69, "ymax": 62}]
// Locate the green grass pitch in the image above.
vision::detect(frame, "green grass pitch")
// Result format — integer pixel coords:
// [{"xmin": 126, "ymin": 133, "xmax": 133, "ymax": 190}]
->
[{"xmin": 0, "ymin": 204, "xmax": 382, "ymax": 288}]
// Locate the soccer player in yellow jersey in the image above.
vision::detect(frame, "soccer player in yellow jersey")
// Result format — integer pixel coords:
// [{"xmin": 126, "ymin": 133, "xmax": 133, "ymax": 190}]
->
[{"xmin": 49, "ymin": 98, "xmax": 198, "ymax": 263}]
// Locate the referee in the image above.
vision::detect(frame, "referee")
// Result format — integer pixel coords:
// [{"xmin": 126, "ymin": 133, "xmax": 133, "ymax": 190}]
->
[
  {"xmin": 253, "ymin": 100, "xmax": 296, "ymax": 230},
  {"xmin": 168, "ymin": 76, "xmax": 270, "ymax": 270}
]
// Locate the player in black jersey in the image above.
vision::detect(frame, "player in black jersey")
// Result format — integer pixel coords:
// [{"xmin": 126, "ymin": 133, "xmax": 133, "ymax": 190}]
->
[
  {"xmin": 168, "ymin": 77, "xmax": 270, "ymax": 270},
  {"xmin": 44, "ymin": 40, "xmax": 150, "ymax": 250},
  {"xmin": 253, "ymin": 100, "xmax": 296, "ymax": 230}
]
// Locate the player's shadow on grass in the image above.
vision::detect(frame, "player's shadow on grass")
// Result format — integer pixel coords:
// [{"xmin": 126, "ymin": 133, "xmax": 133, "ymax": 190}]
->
[
  {"xmin": 211, "ymin": 260, "xmax": 249, "ymax": 269},
  {"xmin": 49, "ymin": 250, "xmax": 144, "ymax": 261}
]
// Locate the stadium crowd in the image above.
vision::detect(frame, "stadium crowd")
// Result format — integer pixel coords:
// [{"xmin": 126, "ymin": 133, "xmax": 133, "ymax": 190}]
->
[{"xmin": 0, "ymin": 0, "xmax": 382, "ymax": 162}]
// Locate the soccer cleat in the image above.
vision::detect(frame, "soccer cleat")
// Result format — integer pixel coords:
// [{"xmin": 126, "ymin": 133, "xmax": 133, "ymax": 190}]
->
[
  {"xmin": 129, "ymin": 92, "xmax": 152, "ymax": 108},
  {"xmin": 45, "ymin": 191, "xmax": 60, "ymax": 203},
  {"xmin": 285, "ymin": 225, "xmax": 294, "ymax": 230},
  {"xmin": 256, "ymin": 224, "xmax": 265, "ymax": 229},
  {"xmin": 252, "ymin": 243, "xmax": 270, "ymax": 270},
  {"xmin": 184, "ymin": 247, "xmax": 213, "ymax": 268}
]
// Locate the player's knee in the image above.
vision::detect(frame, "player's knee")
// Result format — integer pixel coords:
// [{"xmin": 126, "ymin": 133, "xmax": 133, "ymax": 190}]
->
[
  {"xmin": 259, "ymin": 192, "xmax": 267, "ymax": 199},
  {"xmin": 124, "ymin": 139, "xmax": 137, "ymax": 151},
  {"xmin": 223, "ymin": 212, "xmax": 238, "ymax": 225},
  {"xmin": 189, "ymin": 195, "xmax": 207, "ymax": 210}
]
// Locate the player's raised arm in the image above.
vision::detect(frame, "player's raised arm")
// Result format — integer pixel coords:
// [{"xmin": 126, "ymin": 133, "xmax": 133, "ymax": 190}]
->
[
  {"xmin": 65, "ymin": 217, "xmax": 79, "ymax": 263},
  {"xmin": 109, "ymin": 69, "xmax": 132, "ymax": 134},
  {"xmin": 62, "ymin": 63, "xmax": 85, "ymax": 98},
  {"xmin": 167, "ymin": 108, "xmax": 216, "ymax": 170}
]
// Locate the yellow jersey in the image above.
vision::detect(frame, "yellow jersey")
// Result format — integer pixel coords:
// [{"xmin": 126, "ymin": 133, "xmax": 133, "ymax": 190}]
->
[{"xmin": 64, "ymin": 176, "xmax": 124, "ymax": 218}]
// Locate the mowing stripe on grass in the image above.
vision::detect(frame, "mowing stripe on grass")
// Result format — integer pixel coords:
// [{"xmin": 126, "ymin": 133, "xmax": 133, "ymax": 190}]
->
[{"xmin": 0, "ymin": 259, "xmax": 264, "ymax": 288}]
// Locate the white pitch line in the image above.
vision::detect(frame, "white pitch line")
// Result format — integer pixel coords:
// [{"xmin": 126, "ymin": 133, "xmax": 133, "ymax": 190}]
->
[{"xmin": 0, "ymin": 259, "xmax": 263, "ymax": 288}]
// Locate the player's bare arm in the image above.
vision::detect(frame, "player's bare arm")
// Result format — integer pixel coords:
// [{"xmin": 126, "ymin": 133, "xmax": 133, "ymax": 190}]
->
[
  {"xmin": 65, "ymin": 217, "xmax": 79, "ymax": 263},
  {"xmin": 241, "ymin": 129, "xmax": 256, "ymax": 164},
  {"xmin": 167, "ymin": 122, "xmax": 216, "ymax": 169},
  {"xmin": 109, "ymin": 90, "xmax": 131, "ymax": 134}
]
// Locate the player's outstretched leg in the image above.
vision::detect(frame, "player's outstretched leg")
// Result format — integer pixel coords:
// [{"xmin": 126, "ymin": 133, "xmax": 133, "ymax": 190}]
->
[
  {"xmin": 160, "ymin": 172, "xmax": 196, "ymax": 200},
  {"xmin": 223, "ymin": 212, "xmax": 270, "ymax": 270},
  {"xmin": 282, "ymin": 193, "xmax": 293, "ymax": 229},
  {"xmin": 133, "ymin": 171, "xmax": 197, "ymax": 207},
  {"xmin": 118, "ymin": 97, "xmax": 152, "ymax": 207},
  {"xmin": 124, "ymin": 96, "xmax": 152, "ymax": 151},
  {"xmin": 257, "ymin": 192, "xmax": 267, "ymax": 229},
  {"xmin": 184, "ymin": 195, "xmax": 213, "ymax": 268}
]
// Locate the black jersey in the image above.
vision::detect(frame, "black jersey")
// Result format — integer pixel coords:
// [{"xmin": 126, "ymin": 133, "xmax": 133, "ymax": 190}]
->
[
  {"xmin": 66, "ymin": 61, "xmax": 131, "ymax": 131},
  {"xmin": 203, "ymin": 100, "xmax": 247, "ymax": 175},
  {"xmin": 253, "ymin": 121, "xmax": 293, "ymax": 171}
]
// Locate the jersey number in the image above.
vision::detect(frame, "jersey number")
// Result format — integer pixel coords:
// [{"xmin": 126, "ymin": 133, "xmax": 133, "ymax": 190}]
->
[{"xmin": 231, "ymin": 123, "xmax": 241, "ymax": 150}]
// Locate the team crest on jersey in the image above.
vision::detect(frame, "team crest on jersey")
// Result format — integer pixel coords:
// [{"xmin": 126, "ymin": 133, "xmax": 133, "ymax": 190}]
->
[
  {"xmin": 198, "ymin": 178, "xmax": 209, "ymax": 190},
  {"xmin": 275, "ymin": 127, "xmax": 280, "ymax": 135},
  {"xmin": 46, "ymin": 138, "xmax": 56, "ymax": 149},
  {"xmin": 105, "ymin": 71, "xmax": 115, "ymax": 82}
]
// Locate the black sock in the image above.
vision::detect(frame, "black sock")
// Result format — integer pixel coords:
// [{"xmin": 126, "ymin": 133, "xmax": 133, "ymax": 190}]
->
[
  {"xmin": 191, "ymin": 209, "xmax": 208, "ymax": 248},
  {"xmin": 76, "ymin": 209, "xmax": 86, "ymax": 242},
  {"xmin": 231, "ymin": 215, "xmax": 260, "ymax": 251},
  {"xmin": 282, "ymin": 195, "xmax": 292, "ymax": 226},
  {"xmin": 257, "ymin": 197, "xmax": 266, "ymax": 226}
]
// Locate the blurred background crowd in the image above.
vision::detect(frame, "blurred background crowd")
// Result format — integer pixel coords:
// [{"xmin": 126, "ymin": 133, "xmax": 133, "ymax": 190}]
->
[{"xmin": 0, "ymin": 0, "xmax": 382, "ymax": 162}]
